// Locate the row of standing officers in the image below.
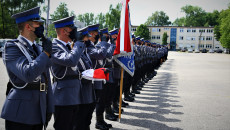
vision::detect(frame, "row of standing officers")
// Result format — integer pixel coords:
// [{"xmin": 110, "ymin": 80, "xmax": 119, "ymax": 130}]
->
[{"xmin": 1, "ymin": 7, "xmax": 168, "ymax": 130}]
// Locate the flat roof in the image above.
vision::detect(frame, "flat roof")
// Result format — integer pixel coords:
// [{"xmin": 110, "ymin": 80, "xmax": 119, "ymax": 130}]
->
[{"xmin": 131, "ymin": 25, "xmax": 214, "ymax": 28}]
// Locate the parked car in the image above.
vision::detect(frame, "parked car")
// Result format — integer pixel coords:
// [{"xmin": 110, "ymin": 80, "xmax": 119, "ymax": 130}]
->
[
  {"xmin": 216, "ymin": 49, "xmax": 223, "ymax": 53},
  {"xmin": 202, "ymin": 49, "xmax": 207, "ymax": 53},
  {"xmin": 224, "ymin": 49, "xmax": 230, "ymax": 54},
  {"xmin": 194, "ymin": 49, "xmax": 200, "ymax": 53},
  {"xmin": 181, "ymin": 48, "xmax": 186, "ymax": 52},
  {"xmin": 188, "ymin": 48, "xmax": 193, "ymax": 53},
  {"xmin": 209, "ymin": 49, "xmax": 214, "ymax": 53}
]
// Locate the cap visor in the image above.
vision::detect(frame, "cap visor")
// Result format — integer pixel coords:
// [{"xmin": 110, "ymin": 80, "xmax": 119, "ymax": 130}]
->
[{"xmin": 33, "ymin": 19, "xmax": 44, "ymax": 23}]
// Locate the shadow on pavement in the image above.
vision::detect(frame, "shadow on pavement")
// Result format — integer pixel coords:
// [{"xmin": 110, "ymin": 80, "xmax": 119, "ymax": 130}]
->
[{"xmin": 113, "ymin": 59, "xmax": 183, "ymax": 130}]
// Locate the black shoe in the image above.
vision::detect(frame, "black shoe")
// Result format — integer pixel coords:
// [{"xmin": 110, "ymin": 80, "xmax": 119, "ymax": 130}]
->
[
  {"xmin": 105, "ymin": 107, "xmax": 118, "ymax": 120},
  {"xmin": 136, "ymin": 87, "xmax": 142, "ymax": 90},
  {"xmin": 132, "ymin": 89, "xmax": 141, "ymax": 94},
  {"xmin": 96, "ymin": 115, "xmax": 109, "ymax": 130},
  {"xmin": 95, "ymin": 122, "xmax": 109, "ymax": 130},
  {"xmin": 105, "ymin": 113, "xmax": 117, "ymax": 121},
  {"xmin": 124, "ymin": 95, "xmax": 134, "ymax": 102},
  {"xmin": 129, "ymin": 93, "xmax": 135, "ymax": 97},
  {"xmin": 141, "ymin": 81, "xmax": 145, "ymax": 85},
  {"xmin": 113, "ymin": 107, "xmax": 124, "ymax": 113},
  {"xmin": 102, "ymin": 120, "xmax": 112, "ymax": 128},
  {"xmin": 137, "ymin": 84, "xmax": 143, "ymax": 88},
  {"xmin": 122, "ymin": 100, "xmax": 129, "ymax": 106}
]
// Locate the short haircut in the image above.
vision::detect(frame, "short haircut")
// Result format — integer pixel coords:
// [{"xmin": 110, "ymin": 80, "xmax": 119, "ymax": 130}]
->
[
  {"xmin": 17, "ymin": 21, "xmax": 32, "ymax": 34},
  {"xmin": 56, "ymin": 28, "xmax": 62, "ymax": 35}
]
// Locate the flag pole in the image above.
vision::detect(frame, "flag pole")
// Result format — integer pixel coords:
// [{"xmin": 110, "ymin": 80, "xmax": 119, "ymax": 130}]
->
[{"xmin": 118, "ymin": 67, "xmax": 124, "ymax": 122}]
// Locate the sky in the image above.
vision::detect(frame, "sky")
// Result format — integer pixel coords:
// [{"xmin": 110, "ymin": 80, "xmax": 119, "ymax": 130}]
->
[{"xmin": 41, "ymin": 0, "xmax": 229, "ymax": 26}]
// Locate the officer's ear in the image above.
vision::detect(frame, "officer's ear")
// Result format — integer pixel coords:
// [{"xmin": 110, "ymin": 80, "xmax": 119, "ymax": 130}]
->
[{"xmin": 24, "ymin": 22, "xmax": 33, "ymax": 32}]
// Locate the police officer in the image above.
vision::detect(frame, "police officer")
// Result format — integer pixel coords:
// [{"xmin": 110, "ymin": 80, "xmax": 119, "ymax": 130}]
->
[
  {"xmin": 123, "ymin": 36, "xmax": 135, "ymax": 102},
  {"xmin": 131, "ymin": 36, "xmax": 142, "ymax": 94},
  {"xmin": 104, "ymin": 29, "xmax": 118, "ymax": 121},
  {"xmin": 51, "ymin": 16, "xmax": 85, "ymax": 130},
  {"xmin": 1, "ymin": 7, "xmax": 54, "ymax": 129},
  {"xmin": 107, "ymin": 29, "xmax": 126, "ymax": 114},
  {"xmin": 86, "ymin": 25, "xmax": 112, "ymax": 130},
  {"xmin": 94, "ymin": 28, "xmax": 116, "ymax": 129},
  {"xmin": 131, "ymin": 34, "xmax": 142, "ymax": 95},
  {"xmin": 74, "ymin": 27, "xmax": 96, "ymax": 130}
]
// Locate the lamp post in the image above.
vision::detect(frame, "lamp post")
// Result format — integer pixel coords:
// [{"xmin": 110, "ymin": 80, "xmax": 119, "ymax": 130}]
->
[
  {"xmin": 45, "ymin": 0, "xmax": 50, "ymax": 37},
  {"xmin": 198, "ymin": 31, "xmax": 202, "ymax": 51}
]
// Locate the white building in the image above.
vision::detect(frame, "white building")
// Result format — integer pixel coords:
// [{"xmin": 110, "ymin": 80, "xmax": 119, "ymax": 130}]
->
[{"xmin": 131, "ymin": 26, "xmax": 224, "ymax": 51}]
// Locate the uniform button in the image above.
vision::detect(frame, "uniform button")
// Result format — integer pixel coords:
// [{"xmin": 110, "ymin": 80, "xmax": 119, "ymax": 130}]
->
[{"xmin": 80, "ymin": 46, "xmax": 82, "ymax": 48}]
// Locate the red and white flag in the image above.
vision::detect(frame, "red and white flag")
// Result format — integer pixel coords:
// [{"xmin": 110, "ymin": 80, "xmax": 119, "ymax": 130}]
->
[{"xmin": 113, "ymin": 0, "xmax": 132, "ymax": 57}]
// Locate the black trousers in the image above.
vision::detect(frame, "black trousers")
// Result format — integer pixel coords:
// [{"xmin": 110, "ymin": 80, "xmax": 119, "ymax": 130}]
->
[
  {"xmin": 96, "ymin": 85, "xmax": 107, "ymax": 116},
  {"xmin": 75, "ymin": 103, "xmax": 96, "ymax": 130},
  {"xmin": 132, "ymin": 65, "xmax": 140, "ymax": 89},
  {"xmin": 54, "ymin": 105, "xmax": 79, "ymax": 130},
  {"xmin": 113, "ymin": 79, "xmax": 120, "ymax": 105},
  {"xmin": 105, "ymin": 82, "xmax": 116, "ymax": 107},
  {"xmin": 123, "ymin": 72, "xmax": 132, "ymax": 94},
  {"xmin": 5, "ymin": 120, "xmax": 43, "ymax": 130}
]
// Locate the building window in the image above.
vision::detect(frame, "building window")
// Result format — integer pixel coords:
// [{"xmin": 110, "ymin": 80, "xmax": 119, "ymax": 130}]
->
[
  {"xmin": 199, "ymin": 29, "xmax": 205, "ymax": 33},
  {"xmin": 206, "ymin": 44, "xmax": 212, "ymax": 48},
  {"xmin": 179, "ymin": 36, "xmax": 184, "ymax": 40},
  {"xmin": 187, "ymin": 28, "xmax": 191, "ymax": 33},
  {"xmin": 199, "ymin": 44, "xmax": 205, "ymax": 48},
  {"xmin": 131, "ymin": 28, "xmax": 136, "ymax": 31},
  {"xmin": 207, "ymin": 29, "xmax": 213, "ymax": 33},
  {"xmin": 206, "ymin": 36, "xmax": 212, "ymax": 41},
  {"xmin": 187, "ymin": 37, "xmax": 195, "ymax": 41},
  {"xmin": 152, "ymin": 28, "xmax": 156, "ymax": 32},
  {"xmin": 191, "ymin": 37, "xmax": 195, "ymax": 41},
  {"xmin": 157, "ymin": 28, "xmax": 161, "ymax": 32},
  {"xmin": 199, "ymin": 36, "xmax": 205, "ymax": 40},
  {"xmin": 180, "ymin": 28, "xmax": 184, "ymax": 32},
  {"xmin": 192, "ymin": 29, "xmax": 196, "ymax": 33},
  {"xmin": 152, "ymin": 35, "xmax": 160, "ymax": 39},
  {"xmin": 164, "ymin": 28, "xmax": 169, "ymax": 30}
]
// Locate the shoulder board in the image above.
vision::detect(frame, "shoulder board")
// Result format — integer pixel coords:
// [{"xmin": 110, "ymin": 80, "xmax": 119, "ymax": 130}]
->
[{"xmin": 7, "ymin": 39, "xmax": 19, "ymax": 43}]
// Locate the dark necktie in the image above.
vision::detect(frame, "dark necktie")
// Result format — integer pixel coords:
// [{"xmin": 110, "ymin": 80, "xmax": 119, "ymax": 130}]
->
[
  {"xmin": 32, "ymin": 44, "xmax": 38, "ymax": 55},
  {"xmin": 66, "ymin": 44, "xmax": 71, "ymax": 50}
]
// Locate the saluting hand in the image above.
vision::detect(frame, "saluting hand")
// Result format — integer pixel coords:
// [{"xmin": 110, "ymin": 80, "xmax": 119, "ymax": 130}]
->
[{"xmin": 41, "ymin": 36, "xmax": 52, "ymax": 57}]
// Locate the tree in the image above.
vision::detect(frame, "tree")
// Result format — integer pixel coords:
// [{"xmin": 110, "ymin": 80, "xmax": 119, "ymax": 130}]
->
[
  {"xmin": 205, "ymin": 10, "xmax": 220, "ymax": 27},
  {"xmin": 77, "ymin": 13, "xmax": 95, "ymax": 26},
  {"xmin": 50, "ymin": 2, "xmax": 69, "ymax": 21},
  {"xmin": 181, "ymin": 5, "xmax": 207, "ymax": 26},
  {"xmin": 173, "ymin": 17, "xmax": 185, "ymax": 26},
  {"xmin": 214, "ymin": 24, "xmax": 221, "ymax": 41},
  {"xmin": 0, "ymin": 0, "xmax": 44, "ymax": 38},
  {"xmin": 48, "ymin": 2, "xmax": 72, "ymax": 38},
  {"xmin": 134, "ymin": 24, "xmax": 150, "ymax": 40},
  {"xmin": 219, "ymin": 6, "xmax": 230, "ymax": 49},
  {"xmin": 95, "ymin": 13, "xmax": 106, "ymax": 29},
  {"xmin": 162, "ymin": 32, "xmax": 168, "ymax": 45},
  {"xmin": 145, "ymin": 11, "xmax": 171, "ymax": 26},
  {"xmin": 105, "ymin": 3, "xmax": 122, "ymax": 30}
]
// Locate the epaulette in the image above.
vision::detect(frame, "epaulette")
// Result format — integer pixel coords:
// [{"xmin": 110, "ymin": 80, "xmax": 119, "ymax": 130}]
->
[{"xmin": 7, "ymin": 39, "xmax": 19, "ymax": 43}]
